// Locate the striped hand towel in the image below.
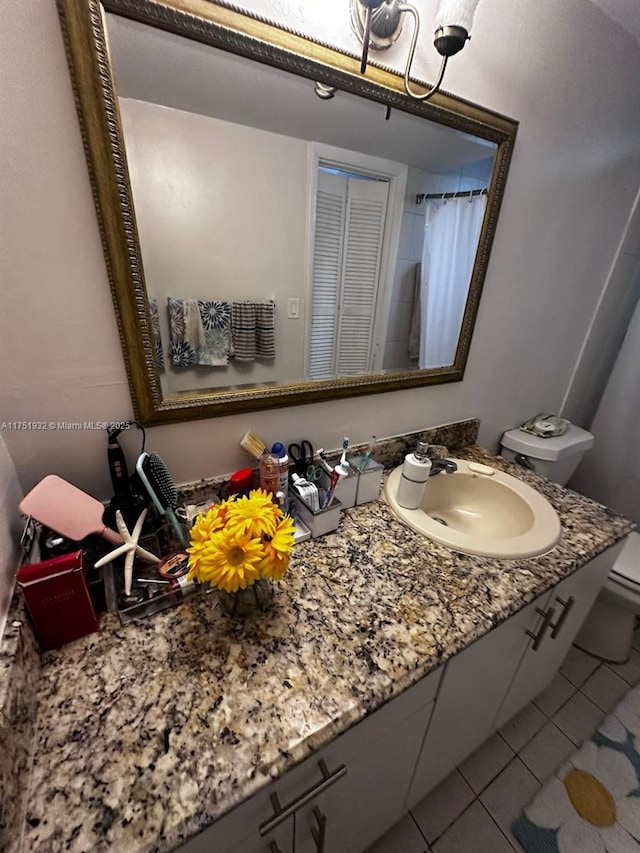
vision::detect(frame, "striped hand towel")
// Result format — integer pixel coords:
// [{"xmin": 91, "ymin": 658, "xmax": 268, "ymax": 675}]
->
[{"xmin": 231, "ymin": 300, "xmax": 275, "ymax": 362}]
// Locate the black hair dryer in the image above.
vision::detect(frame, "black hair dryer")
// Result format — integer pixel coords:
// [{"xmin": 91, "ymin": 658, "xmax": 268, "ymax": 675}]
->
[
  {"xmin": 107, "ymin": 425, "xmax": 131, "ymax": 495},
  {"xmin": 103, "ymin": 423, "xmax": 150, "ymax": 530}
]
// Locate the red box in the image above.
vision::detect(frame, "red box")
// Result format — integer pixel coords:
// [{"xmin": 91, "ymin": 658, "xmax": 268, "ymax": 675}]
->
[{"xmin": 16, "ymin": 550, "xmax": 99, "ymax": 650}]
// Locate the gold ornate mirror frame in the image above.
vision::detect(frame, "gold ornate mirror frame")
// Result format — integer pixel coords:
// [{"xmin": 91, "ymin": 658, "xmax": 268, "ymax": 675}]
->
[{"xmin": 57, "ymin": 0, "xmax": 518, "ymax": 425}]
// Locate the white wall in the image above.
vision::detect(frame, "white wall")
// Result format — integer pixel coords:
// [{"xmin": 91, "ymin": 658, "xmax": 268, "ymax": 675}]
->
[
  {"xmin": 561, "ymin": 187, "xmax": 640, "ymax": 426},
  {"xmin": 2, "ymin": 0, "xmax": 640, "ymax": 503},
  {"xmin": 570, "ymin": 298, "xmax": 640, "ymax": 523},
  {"xmin": 120, "ymin": 98, "xmax": 309, "ymax": 390}
]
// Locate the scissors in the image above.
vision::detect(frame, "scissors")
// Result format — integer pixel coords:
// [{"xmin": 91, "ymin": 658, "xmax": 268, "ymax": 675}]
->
[{"xmin": 288, "ymin": 440, "xmax": 322, "ymax": 481}]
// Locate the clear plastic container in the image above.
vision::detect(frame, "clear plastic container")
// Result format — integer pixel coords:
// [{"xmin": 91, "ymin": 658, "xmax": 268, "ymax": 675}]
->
[{"xmin": 102, "ymin": 518, "xmax": 202, "ymax": 624}]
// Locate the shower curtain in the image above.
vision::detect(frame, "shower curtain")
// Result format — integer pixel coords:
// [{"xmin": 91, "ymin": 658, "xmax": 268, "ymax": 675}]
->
[{"xmin": 420, "ymin": 194, "xmax": 486, "ymax": 368}]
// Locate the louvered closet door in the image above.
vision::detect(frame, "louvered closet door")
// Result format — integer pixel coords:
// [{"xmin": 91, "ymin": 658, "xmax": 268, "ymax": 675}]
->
[
  {"xmin": 308, "ymin": 171, "xmax": 346, "ymax": 380},
  {"xmin": 336, "ymin": 178, "xmax": 388, "ymax": 376},
  {"xmin": 308, "ymin": 170, "xmax": 389, "ymax": 379}
]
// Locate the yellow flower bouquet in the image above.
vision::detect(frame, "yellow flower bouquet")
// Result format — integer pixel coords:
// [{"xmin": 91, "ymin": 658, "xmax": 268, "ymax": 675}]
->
[{"xmin": 186, "ymin": 489, "xmax": 295, "ymax": 595}]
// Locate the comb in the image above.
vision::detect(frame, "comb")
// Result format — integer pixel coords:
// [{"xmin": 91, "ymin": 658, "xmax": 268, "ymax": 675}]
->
[{"xmin": 135, "ymin": 452, "xmax": 187, "ymax": 546}]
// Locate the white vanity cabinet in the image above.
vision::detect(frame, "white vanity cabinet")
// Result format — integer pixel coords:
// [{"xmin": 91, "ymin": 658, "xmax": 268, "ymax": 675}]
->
[
  {"xmin": 406, "ymin": 592, "xmax": 547, "ymax": 808},
  {"xmin": 493, "ymin": 540, "xmax": 625, "ymax": 728},
  {"xmin": 407, "ymin": 541, "xmax": 624, "ymax": 808},
  {"xmin": 179, "ymin": 542, "xmax": 625, "ymax": 853},
  {"xmin": 175, "ymin": 778, "xmax": 294, "ymax": 853},
  {"xmin": 292, "ymin": 700, "xmax": 435, "ymax": 853},
  {"xmin": 178, "ymin": 666, "xmax": 441, "ymax": 853}
]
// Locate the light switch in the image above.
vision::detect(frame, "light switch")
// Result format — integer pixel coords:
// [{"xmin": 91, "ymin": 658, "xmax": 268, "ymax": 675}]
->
[{"xmin": 288, "ymin": 298, "xmax": 300, "ymax": 319}]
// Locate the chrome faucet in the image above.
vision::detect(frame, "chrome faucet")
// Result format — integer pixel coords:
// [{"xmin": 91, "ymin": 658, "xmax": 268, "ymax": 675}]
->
[{"xmin": 429, "ymin": 458, "xmax": 458, "ymax": 476}]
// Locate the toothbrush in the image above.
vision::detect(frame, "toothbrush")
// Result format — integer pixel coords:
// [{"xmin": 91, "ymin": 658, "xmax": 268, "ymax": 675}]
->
[
  {"xmin": 335, "ymin": 438, "xmax": 351, "ymax": 479},
  {"xmin": 360, "ymin": 435, "xmax": 377, "ymax": 471},
  {"xmin": 340, "ymin": 436, "xmax": 360, "ymax": 474},
  {"xmin": 339, "ymin": 437, "xmax": 349, "ymax": 469},
  {"xmin": 316, "ymin": 449, "xmax": 334, "ymax": 475}
]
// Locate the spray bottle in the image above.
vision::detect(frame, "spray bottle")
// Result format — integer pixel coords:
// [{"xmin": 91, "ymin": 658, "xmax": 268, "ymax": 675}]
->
[{"xmin": 270, "ymin": 442, "xmax": 290, "ymax": 501}]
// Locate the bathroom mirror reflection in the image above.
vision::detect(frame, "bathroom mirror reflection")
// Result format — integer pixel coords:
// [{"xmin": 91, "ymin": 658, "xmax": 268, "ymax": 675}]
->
[
  {"xmin": 58, "ymin": 0, "xmax": 518, "ymax": 424},
  {"xmin": 109, "ymin": 13, "xmax": 496, "ymax": 394}
]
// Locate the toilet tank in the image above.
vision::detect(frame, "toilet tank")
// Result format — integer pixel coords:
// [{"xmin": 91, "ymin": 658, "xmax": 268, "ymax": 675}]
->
[{"xmin": 500, "ymin": 423, "xmax": 594, "ymax": 485}]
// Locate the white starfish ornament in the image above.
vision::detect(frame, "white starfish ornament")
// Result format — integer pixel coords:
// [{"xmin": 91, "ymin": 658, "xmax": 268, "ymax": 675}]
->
[{"xmin": 94, "ymin": 509, "xmax": 160, "ymax": 595}]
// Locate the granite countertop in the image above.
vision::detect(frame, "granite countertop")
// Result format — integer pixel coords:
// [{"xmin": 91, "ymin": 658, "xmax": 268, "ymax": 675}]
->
[{"xmin": 21, "ymin": 447, "xmax": 635, "ymax": 852}]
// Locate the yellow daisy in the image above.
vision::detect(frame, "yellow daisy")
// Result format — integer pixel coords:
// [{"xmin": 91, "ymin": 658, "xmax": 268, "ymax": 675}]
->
[
  {"xmin": 225, "ymin": 489, "xmax": 280, "ymax": 539},
  {"xmin": 187, "ymin": 504, "xmax": 231, "ymax": 573},
  {"xmin": 193, "ymin": 503, "xmax": 231, "ymax": 536},
  {"xmin": 259, "ymin": 551, "xmax": 290, "ymax": 582},
  {"xmin": 188, "ymin": 528, "xmax": 264, "ymax": 592},
  {"xmin": 266, "ymin": 515, "xmax": 296, "ymax": 556},
  {"xmin": 259, "ymin": 515, "xmax": 295, "ymax": 580},
  {"xmin": 187, "ymin": 492, "xmax": 294, "ymax": 592}
]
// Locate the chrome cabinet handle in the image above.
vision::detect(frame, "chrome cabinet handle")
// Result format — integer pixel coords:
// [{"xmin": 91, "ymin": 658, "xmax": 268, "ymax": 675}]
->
[
  {"xmin": 526, "ymin": 607, "xmax": 556, "ymax": 651},
  {"xmin": 550, "ymin": 596, "xmax": 575, "ymax": 639},
  {"xmin": 311, "ymin": 806, "xmax": 327, "ymax": 853},
  {"xmin": 259, "ymin": 759, "xmax": 347, "ymax": 836}
]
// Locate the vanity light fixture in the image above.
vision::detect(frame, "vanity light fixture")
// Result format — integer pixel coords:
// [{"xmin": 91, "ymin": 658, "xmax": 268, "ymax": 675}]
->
[{"xmin": 351, "ymin": 0, "xmax": 480, "ymax": 101}]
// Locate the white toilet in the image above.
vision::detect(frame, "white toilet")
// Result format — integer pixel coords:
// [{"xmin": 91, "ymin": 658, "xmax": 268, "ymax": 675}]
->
[{"xmin": 500, "ymin": 424, "xmax": 640, "ymax": 663}]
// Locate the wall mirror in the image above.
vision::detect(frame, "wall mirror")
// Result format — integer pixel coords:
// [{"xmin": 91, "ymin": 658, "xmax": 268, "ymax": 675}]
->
[{"xmin": 58, "ymin": 0, "xmax": 518, "ymax": 425}]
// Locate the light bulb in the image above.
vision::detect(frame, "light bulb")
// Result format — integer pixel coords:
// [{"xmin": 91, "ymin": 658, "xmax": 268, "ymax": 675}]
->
[{"xmin": 435, "ymin": 0, "xmax": 480, "ymax": 34}]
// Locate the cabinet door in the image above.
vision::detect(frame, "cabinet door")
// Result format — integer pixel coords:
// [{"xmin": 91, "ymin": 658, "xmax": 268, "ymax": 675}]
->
[
  {"xmin": 294, "ymin": 702, "xmax": 435, "ymax": 853},
  {"xmin": 494, "ymin": 541, "xmax": 624, "ymax": 729},
  {"xmin": 180, "ymin": 667, "xmax": 440, "ymax": 853},
  {"xmin": 176, "ymin": 790, "xmax": 293, "ymax": 853},
  {"xmin": 228, "ymin": 825, "xmax": 293, "ymax": 853},
  {"xmin": 406, "ymin": 596, "xmax": 549, "ymax": 810},
  {"xmin": 285, "ymin": 666, "xmax": 441, "ymax": 853}
]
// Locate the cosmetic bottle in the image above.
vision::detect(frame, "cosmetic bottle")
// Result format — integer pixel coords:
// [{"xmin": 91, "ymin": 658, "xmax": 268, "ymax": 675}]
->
[
  {"xmin": 170, "ymin": 574, "xmax": 196, "ymax": 594},
  {"xmin": 396, "ymin": 441, "xmax": 432, "ymax": 509},
  {"xmin": 259, "ymin": 449, "xmax": 280, "ymax": 494},
  {"xmin": 271, "ymin": 442, "xmax": 290, "ymax": 500}
]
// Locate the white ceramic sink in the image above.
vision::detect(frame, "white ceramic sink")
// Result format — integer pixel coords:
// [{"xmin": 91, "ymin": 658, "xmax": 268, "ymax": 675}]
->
[{"xmin": 385, "ymin": 459, "xmax": 561, "ymax": 559}]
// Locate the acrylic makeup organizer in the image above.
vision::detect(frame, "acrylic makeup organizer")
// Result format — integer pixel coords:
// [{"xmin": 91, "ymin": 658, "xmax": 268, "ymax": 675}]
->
[{"xmin": 102, "ymin": 517, "xmax": 205, "ymax": 624}]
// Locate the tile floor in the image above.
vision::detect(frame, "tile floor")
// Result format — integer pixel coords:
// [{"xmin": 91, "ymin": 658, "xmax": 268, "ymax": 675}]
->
[{"xmin": 366, "ymin": 635, "xmax": 640, "ymax": 853}]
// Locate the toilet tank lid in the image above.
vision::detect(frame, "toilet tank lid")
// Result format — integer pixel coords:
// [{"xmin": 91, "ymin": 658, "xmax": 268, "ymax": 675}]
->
[{"xmin": 500, "ymin": 423, "xmax": 594, "ymax": 462}]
